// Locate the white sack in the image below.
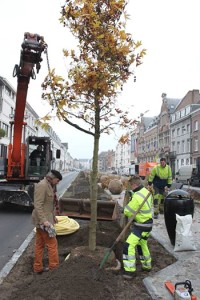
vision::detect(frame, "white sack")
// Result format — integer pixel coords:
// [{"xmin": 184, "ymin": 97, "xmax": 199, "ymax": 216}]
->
[{"xmin": 174, "ymin": 214, "xmax": 197, "ymax": 252}]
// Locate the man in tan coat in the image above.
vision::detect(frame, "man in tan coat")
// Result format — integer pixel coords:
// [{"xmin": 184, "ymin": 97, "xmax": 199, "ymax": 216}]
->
[{"xmin": 32, "ymin": 170, "xmax": 62, "ymax": 274}]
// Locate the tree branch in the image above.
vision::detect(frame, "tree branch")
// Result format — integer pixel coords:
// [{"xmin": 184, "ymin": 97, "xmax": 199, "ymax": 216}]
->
[{"xmin": 62, "ymin": 115, "xmax": 94, "ymax": 136}]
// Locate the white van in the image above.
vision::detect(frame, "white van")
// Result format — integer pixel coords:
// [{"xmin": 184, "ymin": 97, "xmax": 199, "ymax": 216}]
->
[{"xmin": 175, "ymin": 165, "xmax": 196, "ymax": 184}]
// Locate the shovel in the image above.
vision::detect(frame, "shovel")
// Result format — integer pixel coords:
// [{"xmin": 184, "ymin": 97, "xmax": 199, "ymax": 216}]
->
[{"xmin": 98, "ymin": 191, "xmax": 152, "ymax": 270}]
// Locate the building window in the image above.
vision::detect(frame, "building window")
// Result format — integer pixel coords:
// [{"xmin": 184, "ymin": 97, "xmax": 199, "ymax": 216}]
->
[
  {"xmin": 0, "ymin": 144, "xmax": 7, "ymax": 157},
  {"xmin": 180, "ymin": 109, "xmax": 185, "ymax": 118},
  {"xmin": 177, "ymin": 141, "xmax": 180, "ymax": 153},
  {"xmin": 177, "ymin": 128, "xmax": 180, "ymax": 136},
  {"xmin": 1, "ymin": 123, "xmax": 8, "ymax": 137},
  {"xmin": 187, "ymin": 124, "xmax": 190, "ymax": 133},
  {"xmin": 185, "ymin": 106, "xmax": 190, "ymax": 115},
  {"xmin": 194, "ymin": 120, "xmax": 198, "ymax": 131},
  {"xmin": 176, "ymin": 111, "xmax": 181, "ymax": 120},
  {"xmin": 172, "ymin": 129, "xmax": 175, "ymax": 138},
  {"xmin": 171, "ymin": 114, "xmax": 175, "ymax": 122},
  {"xmin": 187, "ymin": 139, "xmax": 190, "ymax": 152},
  {"xmin": 181, "ymin": 126, "xmax": 185, "ymax": 134},
  {"xmin": 182, "ymin": 140, "xmax": 185, "ymax": 153},
  {"xmin": 194, "ymin": 139, "xmax": 198, "ymax": 152},
  {"xmin": 181, "ymin": 159, "xmax": 184, "ymax": 166},
  {"xmin": 4, "ymin": 86, "xmax": 11, "ymax": 97}
]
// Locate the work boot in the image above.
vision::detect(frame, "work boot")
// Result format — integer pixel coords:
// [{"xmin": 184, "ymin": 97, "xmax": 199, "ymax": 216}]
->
[
  {"xmin": 142, "ymin": 267, "xmax": 152, "ymax": 272},
  {"xmin": 160, "ymin": 200, "xmax": 164, "ymax": 214},
  {"xmin": 159, "ymin": 206, "xmax": 164, "ymax": 214},
  {"xmin": 122, "ymin": 271, "xmax": 136, "ymax": 280},
  {"xmin": 153, "ymin": 213, "xmax": 159, "ymax": 219},
  {"xmin": 34, "ymin": 267, "xmax": 49, "ymax": 274}
]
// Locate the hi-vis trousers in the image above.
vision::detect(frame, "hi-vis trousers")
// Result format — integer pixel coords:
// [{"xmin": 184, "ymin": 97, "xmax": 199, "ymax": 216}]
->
[
  {"xmin": 33, "ymin": 228, "xmax": 59, "ymax": 273},
  {"xmin": 153, "ymin": 186, "xmax": 165, "ymax": 214},
  {"xmin": 123, "ymin": 231, "xmax": 152, "ymax": 274}
]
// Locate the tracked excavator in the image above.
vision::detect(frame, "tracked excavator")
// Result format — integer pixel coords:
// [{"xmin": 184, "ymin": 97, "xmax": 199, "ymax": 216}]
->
[{"xmin": 0, "ymin": 32, "xmax": 60, "ymax": 207}]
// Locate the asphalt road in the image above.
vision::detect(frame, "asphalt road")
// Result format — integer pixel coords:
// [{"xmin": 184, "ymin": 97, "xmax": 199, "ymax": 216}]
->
[{"xmin": 0, "ymin": 171, "xmax": 78, "ymax": 271}]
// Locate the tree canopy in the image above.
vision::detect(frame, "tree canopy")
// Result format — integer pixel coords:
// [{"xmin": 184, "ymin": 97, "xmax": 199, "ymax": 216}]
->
[{"xmin": 41, "ymin": 0, "xmax": 146, "ymax": 136}]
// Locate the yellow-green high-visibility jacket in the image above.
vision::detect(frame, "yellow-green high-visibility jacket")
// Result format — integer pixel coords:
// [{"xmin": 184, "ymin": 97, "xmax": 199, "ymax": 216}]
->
[
  {"xmin": 148, "ymin": 164, "xmax": 172, "ymax": 189},
  {"xmin": 124, "ymin": 186, "xmax": 153, "ymax": 224}
]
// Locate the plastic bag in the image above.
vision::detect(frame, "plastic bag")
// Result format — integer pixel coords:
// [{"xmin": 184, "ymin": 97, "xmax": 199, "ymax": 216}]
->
[{"xmin": 174, "ymin": 214, "xmax": 197, "ymax": 252}]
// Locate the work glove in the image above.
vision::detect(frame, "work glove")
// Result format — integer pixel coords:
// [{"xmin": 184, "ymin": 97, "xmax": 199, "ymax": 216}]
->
[
  {"xmin": 40, "ymin": 223, "xmax": 56, "ymax": 238},
  {"xmin": 164, "ymin": 186, "xmax": 169, "ymax": 193},
  {"xmin": 147, "ymin": 185, "xmax": 154, "ymax": 194},
  {"xmin": 126, "ymin": 190, "xmax": 133, "ymax": 198}
]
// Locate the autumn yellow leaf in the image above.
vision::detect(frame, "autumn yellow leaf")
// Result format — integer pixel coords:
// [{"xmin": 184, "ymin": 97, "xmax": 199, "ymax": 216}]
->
[{"xmin": 97, "ymin": 34, "xmax": 104, "ymax": 39}]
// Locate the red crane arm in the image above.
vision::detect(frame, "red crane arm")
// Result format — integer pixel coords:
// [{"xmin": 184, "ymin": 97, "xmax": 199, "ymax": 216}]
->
[{"xmin": 8, "ymin": 32, "xmax": 47, "ymax": 178}]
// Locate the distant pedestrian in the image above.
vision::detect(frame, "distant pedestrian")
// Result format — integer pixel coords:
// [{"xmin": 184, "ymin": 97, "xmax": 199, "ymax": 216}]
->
[
  {"xmin": 122, "ymin": 175, "xmax": 153, "ymax": 280},
  {"xmin": 148, "ymin": 157, "xmax": 172, "ymax": 218},
  {"xmin": 32, "ymin": 170, "xmax": 62, "ymax": 274}
]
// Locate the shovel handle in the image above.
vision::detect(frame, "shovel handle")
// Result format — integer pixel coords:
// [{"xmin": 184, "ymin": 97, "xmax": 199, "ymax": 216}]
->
[
  {"xmin": 115, "ymin": 191, "xmax": 152, "ymax": 243},
  {"xmin": 98, "ymin": 191, "xmax": 152, "ymax": 270}
]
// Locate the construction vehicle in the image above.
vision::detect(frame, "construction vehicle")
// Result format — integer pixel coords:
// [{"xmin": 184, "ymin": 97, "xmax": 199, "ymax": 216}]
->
[
  {"xmin": 0, "ymin": 32, "xmax": 60, "ymax": 207},
  {"xmin": 138, "ymin": 162, "xmax": 157, "ymax": 180}
]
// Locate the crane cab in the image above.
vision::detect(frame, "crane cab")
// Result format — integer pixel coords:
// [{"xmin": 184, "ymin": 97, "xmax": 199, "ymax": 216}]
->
[{"xmin": 26, "ymin": 136, "xmax": 53, "ymax": 181}]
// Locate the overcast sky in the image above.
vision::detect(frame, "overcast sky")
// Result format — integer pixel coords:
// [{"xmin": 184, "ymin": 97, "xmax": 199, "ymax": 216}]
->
[{"xmin": 1, "ymin": 0, "xmax": 200, "ymax": 159}]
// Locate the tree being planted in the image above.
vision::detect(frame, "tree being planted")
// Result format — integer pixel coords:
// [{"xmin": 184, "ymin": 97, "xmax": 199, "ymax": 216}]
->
[{"xmin": 41, "ymin": 0, "xmax": 146, "ymax": 250}]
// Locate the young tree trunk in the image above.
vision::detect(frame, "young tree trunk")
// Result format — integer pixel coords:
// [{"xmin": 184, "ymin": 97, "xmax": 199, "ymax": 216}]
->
[{"xmin": 89, "ymin": 133, "xmax": 99, "ymax": 250}]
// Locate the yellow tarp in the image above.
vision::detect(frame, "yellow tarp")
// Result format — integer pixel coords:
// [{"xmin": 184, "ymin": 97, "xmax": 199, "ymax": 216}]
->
[{"xmin": 54, "ymin": 216, "xmax": 80, "ymax": 235}]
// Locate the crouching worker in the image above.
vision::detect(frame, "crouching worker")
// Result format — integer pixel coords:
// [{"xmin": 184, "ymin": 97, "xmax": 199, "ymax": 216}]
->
[
  {"xmin": 122, "ymin": 175, "xmax": 153, "ymax": 280},
  {"xmin": 32, "ymin": 170, "xmax": 62, "ymax": 274}
]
